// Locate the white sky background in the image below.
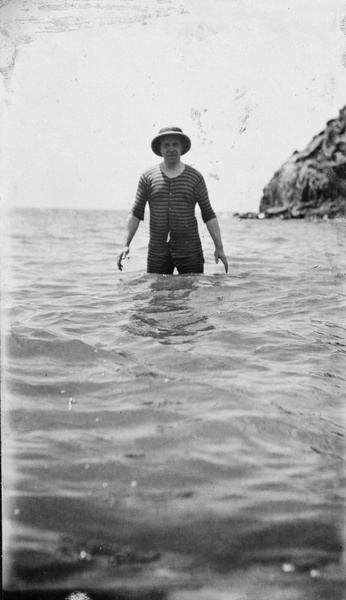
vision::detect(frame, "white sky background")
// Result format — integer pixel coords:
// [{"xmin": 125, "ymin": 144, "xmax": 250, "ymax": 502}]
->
[{"xmin": 1, "ymin": 0, "xmax": 346, "ymax": 213}]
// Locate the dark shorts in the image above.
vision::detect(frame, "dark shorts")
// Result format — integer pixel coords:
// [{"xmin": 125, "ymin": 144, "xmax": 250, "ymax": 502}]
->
[{"xmin": 147, "ymin": 251, "xmax": 204, "ymax": 274}]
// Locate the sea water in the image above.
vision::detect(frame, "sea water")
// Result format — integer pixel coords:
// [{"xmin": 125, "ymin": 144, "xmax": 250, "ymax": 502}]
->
[{"xmin": 2, "ymin": 208, "xmax": 346, "ymax": 599}]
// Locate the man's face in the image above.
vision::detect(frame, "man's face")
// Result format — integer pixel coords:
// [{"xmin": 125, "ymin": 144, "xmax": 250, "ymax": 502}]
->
[{"xmin": 160, "ymin": 135, "xmax": 183, "ymax": 163}]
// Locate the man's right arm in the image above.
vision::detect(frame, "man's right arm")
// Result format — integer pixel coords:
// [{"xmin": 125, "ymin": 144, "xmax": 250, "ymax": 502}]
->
[{"xmin": 117, "ymin": 213, "xmax": 141, "ymax": 271}]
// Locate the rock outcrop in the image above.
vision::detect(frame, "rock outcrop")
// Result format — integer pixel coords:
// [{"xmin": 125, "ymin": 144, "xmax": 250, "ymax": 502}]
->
[{"xmin": 259, "ymin": 106, "xmax": 346, "ymax": 219}]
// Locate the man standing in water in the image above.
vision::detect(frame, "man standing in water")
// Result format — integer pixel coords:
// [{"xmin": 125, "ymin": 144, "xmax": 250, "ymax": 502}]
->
[{"xmin": 117, "ymin": 127, "xmax": 228, "ymax": 274}]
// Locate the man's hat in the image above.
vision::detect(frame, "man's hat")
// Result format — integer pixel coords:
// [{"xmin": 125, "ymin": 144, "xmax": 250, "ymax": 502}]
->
[{"xmin": 151, "ymin": 127, "xmax": 191, "ymax": 156}]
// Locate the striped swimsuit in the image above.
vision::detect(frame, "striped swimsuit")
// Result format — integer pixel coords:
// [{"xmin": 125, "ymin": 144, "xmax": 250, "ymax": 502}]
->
[{"xmin": 131, "ymin": 164, "xmax": 216, "ymax": 274}]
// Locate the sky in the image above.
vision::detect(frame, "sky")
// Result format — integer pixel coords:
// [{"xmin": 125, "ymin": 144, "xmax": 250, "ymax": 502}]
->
[{"xmin": 1, "ymin": 0, "xmax": 346, "ymax": 214}]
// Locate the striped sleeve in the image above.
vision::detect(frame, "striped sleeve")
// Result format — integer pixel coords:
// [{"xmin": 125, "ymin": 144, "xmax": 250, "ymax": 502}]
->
[
  {"xmin": 195, "ymin": 175, "xmax": 216, "ymax": 223},
  {"xmin": 131, "ymin": 174, "xmax": 148, "ymax": 221}
]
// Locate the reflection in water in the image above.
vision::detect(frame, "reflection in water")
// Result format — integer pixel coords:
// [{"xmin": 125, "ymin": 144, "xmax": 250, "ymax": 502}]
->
[{"xmin": 124, "ymin": 275, "xmax": 216, "ymax": 343}]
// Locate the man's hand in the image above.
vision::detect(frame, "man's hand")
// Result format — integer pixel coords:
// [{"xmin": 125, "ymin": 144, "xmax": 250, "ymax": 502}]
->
[
  {"xmin": 117, "ymin": 246, "xmax": 130, "ymax": 271},
  {"xmin": 214, "ymin": 248, "xmax": 228, "ymax": 273}
]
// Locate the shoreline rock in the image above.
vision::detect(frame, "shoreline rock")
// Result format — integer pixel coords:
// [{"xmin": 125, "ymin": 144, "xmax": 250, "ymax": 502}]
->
[
  {"xmin": 232, "ymin": 211, "xmax": 332, "ymax": 221},
  {"xmin": 258, "ymin": 106, "xmax": 346, "ymax": 220},
  {"xmin": 233, "ymin": 211, "xmax": 261, "ymax": 220}
]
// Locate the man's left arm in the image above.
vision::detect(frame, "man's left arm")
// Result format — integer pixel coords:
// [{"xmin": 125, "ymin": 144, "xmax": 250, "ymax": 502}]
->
[
  {"xmin": 206, "ymin": 217, "xmax": 229, "ymax": 273},
  {"xmin": 195, "ymin": 175, "xmax": 228, "ymax": 273}
]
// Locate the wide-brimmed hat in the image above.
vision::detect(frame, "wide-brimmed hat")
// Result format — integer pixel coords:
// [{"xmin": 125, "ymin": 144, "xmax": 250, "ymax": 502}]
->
[{"xmin": 151, "ymin": 127, "xmax": 191, "ymax": 156}]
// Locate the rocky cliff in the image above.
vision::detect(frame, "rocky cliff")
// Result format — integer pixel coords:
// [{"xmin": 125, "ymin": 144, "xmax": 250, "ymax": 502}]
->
[{"xmin": 259, "ymin": 106, "xmax": 346, "ymax": 219}]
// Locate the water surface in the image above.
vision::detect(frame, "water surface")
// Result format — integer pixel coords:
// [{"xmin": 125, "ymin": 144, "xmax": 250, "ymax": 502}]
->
[{"xmin": 2, "ymin": 209, "xmax": 346, "ymax": 599}]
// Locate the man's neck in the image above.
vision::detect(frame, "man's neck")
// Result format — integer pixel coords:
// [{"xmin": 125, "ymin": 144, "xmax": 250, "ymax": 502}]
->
[{"xmin": 162, "ymin": 160, "xmax": 184, "ymax": 173}]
